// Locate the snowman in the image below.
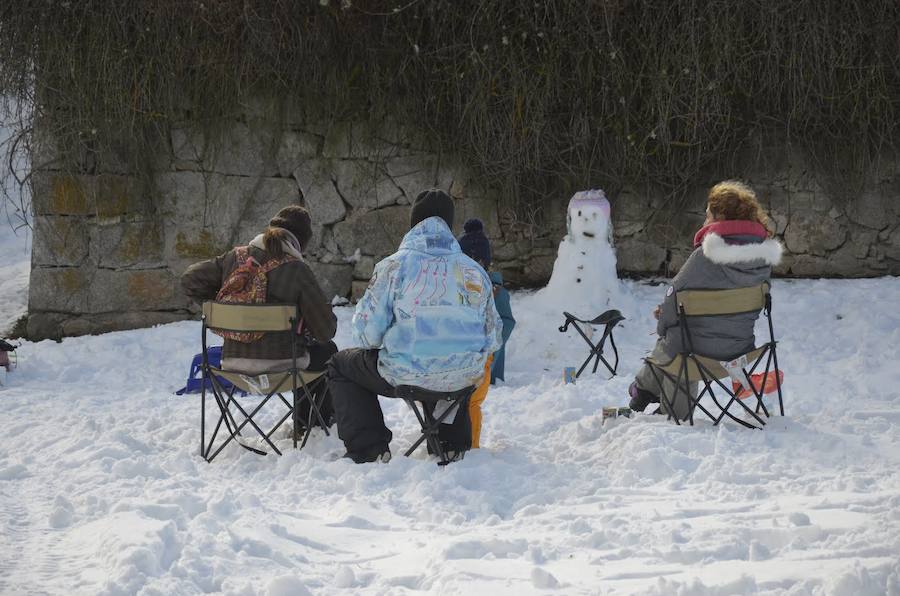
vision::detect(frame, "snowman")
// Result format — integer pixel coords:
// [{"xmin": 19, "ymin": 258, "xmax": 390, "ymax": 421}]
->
[{"xmin": 538, "ymin": 189, "xmax": 623, "ymax": 315}]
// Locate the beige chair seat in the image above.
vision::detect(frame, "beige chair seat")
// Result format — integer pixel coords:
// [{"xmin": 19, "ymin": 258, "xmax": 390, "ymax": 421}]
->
[
  {"xmin": 647, "ymin": 346, "xmax": 767, "ymax": 383},
  {"xmin": 212, "ymin": 367, "xmax": 325, "ymax": 395}
]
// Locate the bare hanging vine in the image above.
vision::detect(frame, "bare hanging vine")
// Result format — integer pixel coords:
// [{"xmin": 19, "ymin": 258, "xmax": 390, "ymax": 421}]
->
[{"xmin": 0, "ymin": 0, "xmax": 898, "ymax": 223}]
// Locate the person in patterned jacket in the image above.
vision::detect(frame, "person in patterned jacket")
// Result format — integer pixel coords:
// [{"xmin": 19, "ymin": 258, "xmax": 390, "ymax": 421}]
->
[{"xmin": 328, "ymin": 189, "xmax": 503, "ymax": 464}]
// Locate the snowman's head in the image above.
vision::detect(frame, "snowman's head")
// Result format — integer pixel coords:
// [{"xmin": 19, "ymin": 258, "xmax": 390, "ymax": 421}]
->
[{"xmin": 566, "ymin": 189, "xmax": 611, "ymax": 242}]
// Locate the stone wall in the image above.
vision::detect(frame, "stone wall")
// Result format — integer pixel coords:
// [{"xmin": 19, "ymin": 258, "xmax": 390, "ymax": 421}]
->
[
  {"xmin": 26, "ymin": 116, "xmax": 900, "ymax": 340},
  {"xmin": 26, "ymin": 116, "xmax": 502, "ymax": 339},
  {"xmin": 610, "ymin": 149, "xmax": 900, "ymax": 278}
]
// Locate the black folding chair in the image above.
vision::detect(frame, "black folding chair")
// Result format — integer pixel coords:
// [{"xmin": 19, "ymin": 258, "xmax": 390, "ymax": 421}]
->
[
  {"xmin": 645, "ymin": 283, "xmax": 785, "ymax": 429},
  {"xmin": 559, "ymin": 309, "xmax": 625, "ymax": 378},
  {"xmin": 199, "ymin": 302, "xmax": 330, "ymax": 462},
  {"xmin": 396, "ymin": 384, "xmax": 476, "ymax": 466}
]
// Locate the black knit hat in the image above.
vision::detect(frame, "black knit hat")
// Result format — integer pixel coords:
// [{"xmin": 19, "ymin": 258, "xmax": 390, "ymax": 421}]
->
[
  {"xmin": 457, "ymin": 218, "xmax": 491, "ymax": 267},
  {"xmin": 409, "ymin": 188, "xmax": 455, "ymax": 230},
  {"xmin": 270, "ymin": 205, "xmax": 313, "ymax": 249}
]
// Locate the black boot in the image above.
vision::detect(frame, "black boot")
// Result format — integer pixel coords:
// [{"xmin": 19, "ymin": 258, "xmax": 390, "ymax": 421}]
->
[
  {"xmin": 343, "ymin": 445, "xmax": 391, "ymax": 464},
  {"xmin": 628, "ymin": 381, "xmax": 659, "ymax": 413}
]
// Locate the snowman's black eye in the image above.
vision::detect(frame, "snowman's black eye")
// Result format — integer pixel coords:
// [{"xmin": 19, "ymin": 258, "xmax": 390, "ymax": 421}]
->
[{"xmin": 578, "ymin": 210, "xmax": 582, "ymax": 216}]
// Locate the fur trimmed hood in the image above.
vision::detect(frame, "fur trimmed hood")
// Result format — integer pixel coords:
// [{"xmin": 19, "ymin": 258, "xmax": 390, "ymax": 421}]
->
[{"xmin": 701, "ymin": 233, "xmax": 783, "ymax": 266}]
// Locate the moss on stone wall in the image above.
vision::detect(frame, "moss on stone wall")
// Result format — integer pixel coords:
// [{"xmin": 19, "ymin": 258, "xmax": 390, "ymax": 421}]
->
[
  {"xmin": 174, "ymin": 230, "xmax": 222, "ymax": 260},
  {"xmin": 50, "ymin": 176, "xmax": 89, "ymax": 215}
]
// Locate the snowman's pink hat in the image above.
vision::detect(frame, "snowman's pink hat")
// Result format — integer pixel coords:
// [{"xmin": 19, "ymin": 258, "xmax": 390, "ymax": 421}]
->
[{"xmin": 568, "ymin": 189, "xmax": 610, "ymax": 216}]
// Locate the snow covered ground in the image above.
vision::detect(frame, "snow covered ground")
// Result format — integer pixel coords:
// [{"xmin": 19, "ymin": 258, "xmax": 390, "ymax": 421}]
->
[{"xmin": 1, "ymin": 265, "xmax": 899, "ymax": 595}]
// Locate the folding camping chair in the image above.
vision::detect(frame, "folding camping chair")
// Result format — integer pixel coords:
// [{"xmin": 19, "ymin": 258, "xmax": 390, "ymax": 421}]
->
[
  {"xmin": 199, "ymin": 302, "xmax": 329, "ymax": 463},
  {"xmin": 559, "ymin": 309, "xmax": 625, "ymax": 378},
  {"xmin": 644, "ymin": 283, "xmax": 784, "ymax": 429},
  {"xmin": 396, "ymin": 384, "xmax": 477, "ymax": 466}
]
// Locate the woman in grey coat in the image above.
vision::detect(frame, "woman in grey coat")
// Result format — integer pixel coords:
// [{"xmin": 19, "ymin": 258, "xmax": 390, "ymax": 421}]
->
[{"xmin": 629, "ymin": 181, "xmax": 783, "ymax": 419}]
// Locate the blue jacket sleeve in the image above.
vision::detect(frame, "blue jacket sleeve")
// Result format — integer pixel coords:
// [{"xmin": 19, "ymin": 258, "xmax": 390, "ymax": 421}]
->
[{"xmin": 351, "ymin": 258, "xmax": 398, "ymax": 349}]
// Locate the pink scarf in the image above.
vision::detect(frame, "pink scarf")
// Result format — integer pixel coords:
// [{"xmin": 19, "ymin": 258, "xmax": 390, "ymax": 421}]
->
[{"xmin": 693, "ymin": 220, "xmax": 768, "ymax": 248}]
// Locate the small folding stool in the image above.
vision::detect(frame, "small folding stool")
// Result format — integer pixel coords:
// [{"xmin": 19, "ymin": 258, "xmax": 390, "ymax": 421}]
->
[
  {"xmin": 396, "ymin": 384, "xmax": 476, "ymax": 466},
  {"xmin": 559, "ymin": 309, "xmax": 624, "ymax": 378}
]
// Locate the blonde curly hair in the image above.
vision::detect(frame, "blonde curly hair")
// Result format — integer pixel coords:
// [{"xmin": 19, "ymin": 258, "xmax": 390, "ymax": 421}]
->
[{"xmin": 707, "ymin": 180, "xmax": 774, "ymax": 236}]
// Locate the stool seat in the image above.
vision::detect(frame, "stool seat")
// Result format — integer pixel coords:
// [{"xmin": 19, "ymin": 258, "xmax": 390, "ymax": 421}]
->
[
  {"xmin": 561, "ymin": 309, "xmax": 624, "ymax": 328},
  {"xmin": 395, "ymin": 385, "xmax": 473, "ymax": 403},
  {"xmin": 397, "ymin": 384, "xmax": 476, "ymax": 466}
]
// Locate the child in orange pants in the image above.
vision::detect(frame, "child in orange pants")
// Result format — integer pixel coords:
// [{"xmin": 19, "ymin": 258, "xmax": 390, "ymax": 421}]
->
[
  {"xmin": 459, "ymin": 219, "xmax": 515, "ymax": 449},
  {"xmin": 468, "ymin": 354, "xmax": 493, "ymax": 448}
]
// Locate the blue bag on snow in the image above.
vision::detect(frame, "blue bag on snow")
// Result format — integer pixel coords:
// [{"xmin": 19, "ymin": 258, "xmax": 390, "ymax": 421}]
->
[{"xmin": 174, "ymin": 346, "xmax": 244, "ymax": 396}]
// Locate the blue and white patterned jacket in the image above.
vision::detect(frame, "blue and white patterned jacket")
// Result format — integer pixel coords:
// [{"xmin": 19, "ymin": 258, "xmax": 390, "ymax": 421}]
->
[{"xmin": 352, "ymin": 217, "xmax": 503, "ymax": 391}]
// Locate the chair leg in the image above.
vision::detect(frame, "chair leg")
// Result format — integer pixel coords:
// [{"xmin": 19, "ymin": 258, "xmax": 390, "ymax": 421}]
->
[
  {"xmin": 210, "ymin": 376, "xmax": 243, "ymax": 439},
  {"xmin": 293, "ymin": 387, "xmax": 299, "ymax": 449},
  {"xmin": 403, "ymin": 398, "xmax": 464, "ymax": 465},
  {"xmin": 771, "ymin": 344, "xmax": 785, "ymax": 417},
  {"xmin": 743, "ymin": 347, "xmax": 772, "ymax": 417},
  {"xmin": 233, "ymin": 396, "xmax": 284, "ymax": 454},
  {"xmin": 592, "ymin": 326, "xmax": 617, "ymax": 377},
  {"xmin": 207, "ymin": 404, "xmax": 273, "ymax": 462},
  {"xmin": 572, "ymin": 324, "xmax": 619, "ymax": 379},
  {"xmin": 597, "ymin": 353, "xmax": 616, "ymax": 377},
  {"xmin": 267, "ymin": 395, "xmax": 295, "ymax": 443},
  {"xmin": 650, "ymin": 364, "xmax": 706, "ymax": 425},
  {"xmin": 201, "ymin": 384, "xmax": 206, "ymax": 458},
  {"xmin": 296, "ymin": 377, "xmax": 329, "ymax": 449},
  {"xmin": 422, "ymin": 407, "xmax": 449, "ymax": 465},
  {"xmin": 745, "ymin": 358, "xmax": 771, "ymax": 418},
  {"xmin": 607, "ymin": 328, "xmax": 620, "ymax": 374},
  {"xmin": 576, "ymin": 351, "xmax": 595, "ymax": 378},
  {"xmin": 679, "ymin": 357, "xmax": 694, "ymax": 425},
  {"xmin": 207, "ymin": 390, "xmax": 284, "ymax": 462},
  {"xmin": 571, "ymin": 322, "xmax": 598, "ymax": 379},
  {"xmin": 204, "ymin": 377, "xmax": 239, "ymax": 461},
  {"xmin": 204, "ymin": 408, "xmax": 225, "ymax": 461},
  {"xmin": 648, "ymin": 365, "xmax": 679, "ymax": 425},
  {"xmin": 205, "ymin": 381, "xmax": 239, "ymax": 459},
  {"xmin": 403, "ymin": 401, "xmax": 432, "ymax": 457},
  {"xmin": 699, "ymin": 366, "xmax": 766, "ymax": 430},
  {"xmin": 203, "ymin": 371, "xmax": 329, "ymax": 462}
]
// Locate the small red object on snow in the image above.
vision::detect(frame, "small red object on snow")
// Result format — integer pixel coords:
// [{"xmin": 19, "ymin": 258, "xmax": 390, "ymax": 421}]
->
[{"xmin": 733, "ymin": 370, "xmax": 784, "ymax": 400}]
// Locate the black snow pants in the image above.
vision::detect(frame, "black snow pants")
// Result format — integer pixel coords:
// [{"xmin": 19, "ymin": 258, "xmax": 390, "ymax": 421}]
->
[
  {"xmin": 297, "ymin": 340, "xmax": 338, "ymax": 428},
  {"xmin": 327, "ymin": 348, "xmax": 472, "ymax": 461}
]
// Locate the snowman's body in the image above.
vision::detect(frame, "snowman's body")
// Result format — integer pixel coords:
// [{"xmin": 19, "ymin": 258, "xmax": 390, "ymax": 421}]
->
[{"xmin": 539, "ymin": 190, "xmax": 622, "ymax": 315}]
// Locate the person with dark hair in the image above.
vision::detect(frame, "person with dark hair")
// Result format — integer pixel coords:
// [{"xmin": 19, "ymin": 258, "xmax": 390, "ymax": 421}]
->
[
  {"xmin": 457, "ymin": 218, "xmax": 516, "ymax": 448},
  {"xmin": 629, "ymin": 180, "xmax": 783, "ymax": 419},
  {"xmin": 328, "ymin": 190, "xmax": 503, "ymax": 463},
  {"xmin": 180, "ymin": 205, "xmax": 338, "ymax": 422}
]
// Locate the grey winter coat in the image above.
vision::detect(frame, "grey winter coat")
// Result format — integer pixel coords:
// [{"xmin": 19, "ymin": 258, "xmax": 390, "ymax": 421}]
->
[{"xmin": 653, "ymin": 232, "xmax": 783, "ymax": 362}]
